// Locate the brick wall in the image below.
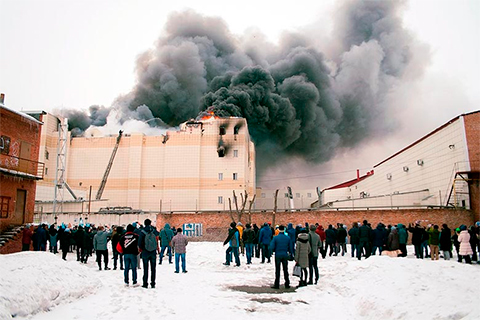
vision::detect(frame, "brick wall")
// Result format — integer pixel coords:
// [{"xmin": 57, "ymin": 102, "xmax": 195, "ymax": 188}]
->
[
  {"xmin": 156, "ymin": 208, "xmax": 476, "ymax": 241},
  {"xmin": 0, "ymin": 107, "xmax": 41, "ymax": 232}
]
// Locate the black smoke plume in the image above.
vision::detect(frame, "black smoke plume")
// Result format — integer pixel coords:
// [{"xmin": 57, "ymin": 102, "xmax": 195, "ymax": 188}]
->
[{"xmin": 65, "ymin": 0, "xmax": 428, "ymax": 175}]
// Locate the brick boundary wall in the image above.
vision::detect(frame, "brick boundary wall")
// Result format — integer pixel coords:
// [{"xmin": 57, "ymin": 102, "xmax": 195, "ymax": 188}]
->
[
  {"xmin": 32, "ymin": 208, "xmax": 475, "ymax": 243},
  {"xmin": 156, "ymin": 208, "xmax": 476, "ymax": 242}
]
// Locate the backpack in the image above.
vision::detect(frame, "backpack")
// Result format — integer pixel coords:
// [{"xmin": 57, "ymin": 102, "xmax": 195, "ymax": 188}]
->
[{"xmin": 142, "ymin": 229, "xmax": 157, "ymax": 252}]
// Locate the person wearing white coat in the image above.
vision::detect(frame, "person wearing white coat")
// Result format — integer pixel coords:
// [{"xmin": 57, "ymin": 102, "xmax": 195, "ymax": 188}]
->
[{"xmin": 458, "ymin": 225, "xmax": 472, "ymax": 264}]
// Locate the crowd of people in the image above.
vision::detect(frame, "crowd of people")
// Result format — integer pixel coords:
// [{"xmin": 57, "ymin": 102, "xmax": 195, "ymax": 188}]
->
[
  {"xmin": 223, "ymin": 220, "xmax": 480, "ymax": 289},
  {"xmin": 20, "ymin": 218, "xmax": 480, "ymax": 290},
  {"xmin": 20, "ymin": 219, "xmax": 188, "ymax": 288}
]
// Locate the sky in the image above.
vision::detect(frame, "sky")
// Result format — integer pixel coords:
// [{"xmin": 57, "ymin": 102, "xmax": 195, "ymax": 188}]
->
[
  {"xmin": 1, "ymin": 0, "xmax": 479, "ymax": 190},
  {"xmin": 1, "ymin": 242, "xmax": 480, "ymax": 319}
]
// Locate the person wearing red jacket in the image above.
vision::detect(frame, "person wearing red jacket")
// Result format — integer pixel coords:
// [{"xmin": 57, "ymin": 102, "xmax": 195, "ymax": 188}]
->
[
  {"xmin": 117, "ymin": 224, "xmax": 139, "ymax": 286},
  {"xmin": 22, "ymin": 224, "xmax": 33, "ymax": 251},
  {"xmin": 315, "ymin": 225, "xmax": 326, "ymax": 258}
]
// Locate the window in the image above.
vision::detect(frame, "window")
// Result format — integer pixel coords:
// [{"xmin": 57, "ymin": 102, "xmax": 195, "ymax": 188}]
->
[
  {"xmin": 296, "ymin": 193, "xmax": 300, "ymax": 198},
  {"xmin": 233, "ymin": 150, "xmax": 238, "ymax": 158},
  {"xmin": 218, "ymin": 196, "xmax": 223, "ymax": 204},
  {"xmin": 0, "ymin": 197, "xmax": 10, "ymax": 218},
  {"xmin": 219, "ymin": 126, "xmax": 226, "ymax": 135},
  {"xmin": 45, "ymin": 168, "xmax": 48, "ymax": 175},
  {"xmin": 45, "ymin": 150, "xmax": 49, "ymax": 160},
  {"xmin": 233, "ymin": 173, "xmax": 238, "ymax": 180},
  {"xmin": 307, "ymin": 193, "xmax": 312, "ymax": 198},
  {"xmin": 284, "ymin": 193, "xmax": 289, "ymax": 198},
  {"xmin": 234, "ymin": 126, "xmax": 239, "ymax": 134},
  {"xmin": 218, "ymin": 173, "xmax": 223, "ymax": 181}
]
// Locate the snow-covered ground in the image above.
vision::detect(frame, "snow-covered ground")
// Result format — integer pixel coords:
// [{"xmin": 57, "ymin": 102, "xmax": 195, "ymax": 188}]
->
[{"xmin": 1, "ymin": 243, "xmax": 479, "ymax": 320}]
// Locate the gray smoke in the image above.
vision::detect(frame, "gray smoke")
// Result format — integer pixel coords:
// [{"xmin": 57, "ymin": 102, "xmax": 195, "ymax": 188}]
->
[{"xmin": 65, "ymin": 0, "xmax": 427, "ymax": 175}]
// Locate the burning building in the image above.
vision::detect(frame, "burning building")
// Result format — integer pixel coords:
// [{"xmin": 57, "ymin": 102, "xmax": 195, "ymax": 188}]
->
[{"xmin": 32, "ymin": 112, "xmax": 255, "ymax": 214}]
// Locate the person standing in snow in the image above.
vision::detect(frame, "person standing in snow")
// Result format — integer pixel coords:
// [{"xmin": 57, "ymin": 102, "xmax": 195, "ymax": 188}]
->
[
  {"xmin": 48, "ymin": 224, "xmax": 58, "ymax": 254},
  {"xmin": 397, "ymin": 224, "xmax": 408, "ymax": 257},
  {"xmin": 243, "ymin": 223, "xmax": 255, "ymax": 265},
  {"xmin": 171, "ymin": 227, "xmax": 188, "ymax": 273},
  {"xmin": 93, "ymin": 225, "xmax": 112, "ymax": 270},
  {"xmin": 22, "ymin": 224, "xmax": 33, "ymax": 251},
  {"xmin": 439, "ymin": 224, "xmax": 452, "ymax": 260},
  {"xmin": 295, "ymin": 229, "xmax": 311, "ymax": 287},
  {"xmin": 325, "ymin": 224, "xmax": 337, "ymax": 257},
  {"xmin": 258, "ymin": 222, "xmax": 273, "ymax": 263},
  {"xmin": 159, "ymin": 223, "xmax": 174, "ymax": 265},
  {"xmin": 348, "ymin": 223, "xmax": 359, "ymax": 258},
  {"xmin": 358, "ymin": 220, "xmax": 371, "ymax": 260},
  {"xmin": 387, "ymin": 226, "xmax": 400, "ymax": 252},
  {"xmin": 223, "ymin": 222, "xmax": 241, "ymax": 266},
  {"xmin": 458, "ymin": 225, "xmax": 473, "ymax": 264},
  {"xmin": 269, "ymin": 225, "xmax": 293, "ymax": 289},
  {"xmin": 427, "ymin": 225, "xmax": 440, "ymax": 260},
  {"xmin": 111, "ymin": 226, "xmax": 124, "ymax": 270},
  {"xmin": 308, "ymin": 224, "xmax": 321, "ymax": 285},
  {"xmin": 336, "ymin": 223, "xmax": 347, "ymax": 256},
  {"xmin": 117, "ymin": 224, "xmax": 139, "ymax": 286},
  {"xmin": 61, "ymin": 228, "xmax": 72, "ymax": 260},
  {"xmin": 138, "ymin": 219, "xmax": 159, "ymax": 288}
]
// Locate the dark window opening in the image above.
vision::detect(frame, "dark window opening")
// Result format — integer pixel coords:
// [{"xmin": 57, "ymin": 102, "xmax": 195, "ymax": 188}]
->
[{"xmin": 219, "ymin": 126, "xmax": 226, "ymax": 135}]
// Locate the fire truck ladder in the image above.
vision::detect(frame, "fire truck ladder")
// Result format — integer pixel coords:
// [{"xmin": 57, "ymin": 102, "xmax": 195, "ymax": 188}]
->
[{"xmin": 95, "ymin": 130, "xmax": 123, "ymax": 200}]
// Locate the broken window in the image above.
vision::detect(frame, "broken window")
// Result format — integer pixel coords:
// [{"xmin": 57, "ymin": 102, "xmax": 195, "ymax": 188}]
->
[
  {"xmin": 233, "ymin": 173, "xmax": 238, "ymax": 180},
  {"xmin": 219, "ymin": 126, "xmax": 226, "ymax": 135}
]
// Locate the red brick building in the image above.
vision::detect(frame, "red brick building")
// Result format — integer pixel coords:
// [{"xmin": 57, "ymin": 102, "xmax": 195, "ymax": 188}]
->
[{"xmin": 0, "ymin": 95, "xmax": 44, "ymax": 232}]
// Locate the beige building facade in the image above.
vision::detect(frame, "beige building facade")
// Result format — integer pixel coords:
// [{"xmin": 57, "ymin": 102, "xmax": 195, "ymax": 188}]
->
[{"xmin": 32, "ymin": 113, "xmax": 256, "ymax": 214}]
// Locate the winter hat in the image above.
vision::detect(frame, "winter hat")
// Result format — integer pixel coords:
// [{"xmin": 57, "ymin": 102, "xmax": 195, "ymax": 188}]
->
[
  {"xmin": 230, "ymin": 222, "xmax": 237, "ymax": 228},
  {"xmin": 456, "ymin": 228, "xmax": 461, "ymax": 232},
  {"xmin": 460, "ymin": 225, "xmax": 467, "ymax": 231},
  {"xmin": 126, "ymin": 224, "xmax": 135, "ymax": 232},
  {"xmin": 309, "ymin": 225, "xmax": 316, "ymax": 231},
  {"xmin": 65, "ymin": 228, "xmax": 70, "ymax": 232},
  {"xmin": 237, "ymin": 222, "xmax": 243, "ymax": 226},
  {"xmin": 177, "ymin": 228, "xmax": 182, "ymax": 233},
  {"xmin": 278, "ymin": 225, "xmax": 285, "ymax": 231}
]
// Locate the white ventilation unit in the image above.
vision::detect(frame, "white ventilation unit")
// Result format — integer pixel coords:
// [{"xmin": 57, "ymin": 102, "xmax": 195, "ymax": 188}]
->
[
  {"xmin": 417, "ymin": 159, "xmax": 424, "ymax": 166},
  {"xmin": 403, "ymin": 166, "xmax": 409, "ymax": 172},
  {"xmin": 386, "ymin": 173, "xmax": 392, "ymax": 180}
]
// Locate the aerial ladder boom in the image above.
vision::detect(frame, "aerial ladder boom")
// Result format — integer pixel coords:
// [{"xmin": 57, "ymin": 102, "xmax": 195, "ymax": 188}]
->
[{"xmin": 96, "ymin": 130, "xmax": 123, "ymax": 200}]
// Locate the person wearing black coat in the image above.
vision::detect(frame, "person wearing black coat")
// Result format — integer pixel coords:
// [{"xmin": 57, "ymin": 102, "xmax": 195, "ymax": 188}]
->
[
  {"xmin": 75, "ymin": 226, "xmax": 86, "ymax": 262},
  {"xmin": 357, "ymin": 220, "xmax": 371, "ymax": 260},
  {"xmin": 348, "ymin": 223, "xmax": 360, "ymax": 258},
  {"xmin": 408, "ymin": 223, "xmax": 425, "ymax": 259},
  {"xmin": 371, "ymin": 223, "xmax": 387, "ymax": 255},
  {"xmin": 336, "ymin": 224, "xmax": 347, "ymax": 256},
  {"xmin": 439, "ymin": 224, "xmax": 452, "ymax": 260},
  {"xmin": 253, "ymin": 224, "xmax": 260, "ymax": 258},
  {"xmin": 61, "ymin": 228, "xmax": 72, "ymax": 260},
  {"xmin": 325, "ymin": 225, "xmax": 337, "ymax": 257}
]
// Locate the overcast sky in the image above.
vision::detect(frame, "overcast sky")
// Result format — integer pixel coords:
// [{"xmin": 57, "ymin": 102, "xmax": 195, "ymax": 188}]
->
[{"xmin": 1, "ymin": 0, "xmax": 479, "ymax": 189}]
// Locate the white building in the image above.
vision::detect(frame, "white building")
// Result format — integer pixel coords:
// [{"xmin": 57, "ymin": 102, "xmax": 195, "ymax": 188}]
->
[
  {"xmin": 255, "ymin": 187, "xmax": 317, "ymax": 211},
  {"xmin": 317, "ymin": 111, "xmax": 480, "ymax": 218}
]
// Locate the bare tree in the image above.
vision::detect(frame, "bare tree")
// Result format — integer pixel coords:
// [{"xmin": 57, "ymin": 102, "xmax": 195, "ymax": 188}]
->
[
  {"xmin": 272, "ymin": 189, "xmax": 279, "ymax": 227},
  {"xmin": 247, "ymin": 194, "xmax": 256, "ymax": 224}
]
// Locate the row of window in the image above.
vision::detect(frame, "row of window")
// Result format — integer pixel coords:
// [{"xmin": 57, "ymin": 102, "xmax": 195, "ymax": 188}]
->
[
  {"xmin": 260, "ymin": 193, "xmax": 313, "ymax": 198},
  {"xmin": 218, "ymin": 173, "xmax": 238, "ymax": 181}
]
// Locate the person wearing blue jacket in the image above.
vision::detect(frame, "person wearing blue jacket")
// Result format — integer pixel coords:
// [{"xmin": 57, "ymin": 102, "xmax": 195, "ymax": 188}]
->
[
  {"xmin": 269, "ymin": 225, "xmax": 293, "ymax": 289},
  {"xmin": 258, "ymin": 223, "xmax": 273, "ymax": 263},
  {"xmin": 286, "ymin": 223, "xmax": 296, "ymax": 255},
  {"xmin": 223, "ymin": 222, "xmax": 240, "ymax": 266},
  {"xmin": 159, "ymin": 223, "xmax": 174, "ymax": 265}
]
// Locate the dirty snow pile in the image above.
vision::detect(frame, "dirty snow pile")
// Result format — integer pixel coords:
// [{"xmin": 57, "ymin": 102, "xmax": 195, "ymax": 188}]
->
[{"xmin": 1, "ymin": 243, "xmax": 479, "ymax": 320}]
